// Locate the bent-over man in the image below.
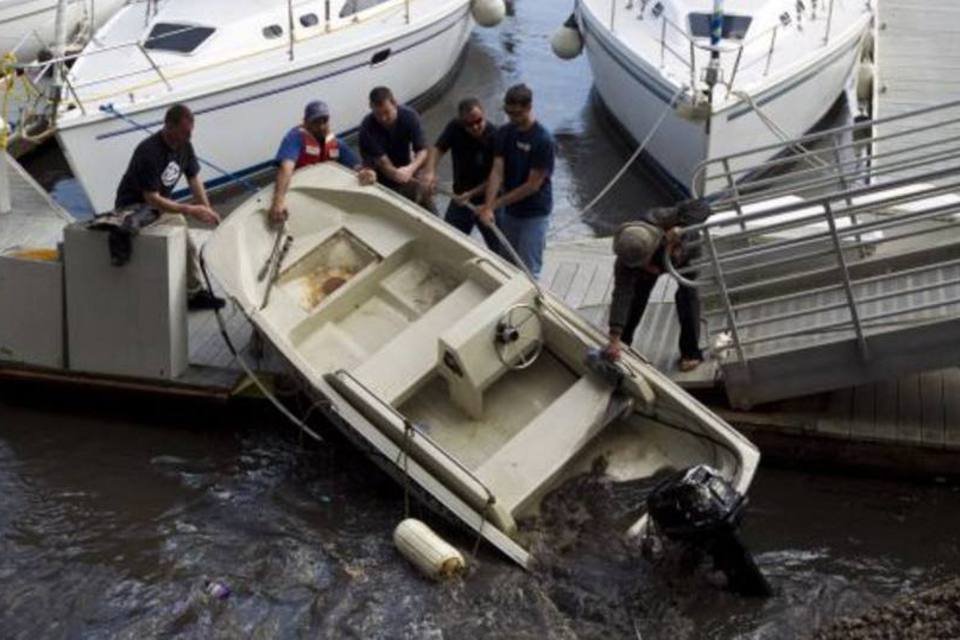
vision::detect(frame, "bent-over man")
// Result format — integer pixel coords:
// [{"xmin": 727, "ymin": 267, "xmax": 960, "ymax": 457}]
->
[{"xmin": 603, "ymin": 199, "xmax": 712, "ymax": 372}]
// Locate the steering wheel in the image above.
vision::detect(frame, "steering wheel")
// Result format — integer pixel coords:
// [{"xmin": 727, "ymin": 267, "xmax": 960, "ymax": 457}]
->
[{"xmin": 494, "ymin": 303, "xmax": 544, "ymax": 370}]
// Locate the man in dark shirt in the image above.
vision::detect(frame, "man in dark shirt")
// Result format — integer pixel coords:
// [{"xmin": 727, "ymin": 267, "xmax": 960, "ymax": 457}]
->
[
  {"xmin": 358, "ymin": 86, "xmax": 435, "ymax": 211},
  {"xmin": 114, "ymin": 103, "xmax": 224, "ymax": 310},
  {"xmin": 603, "ymin": 199, "xmax": 711, "ymax": 371},
  {"xmin": 422, "ymin": 97, "xmax": 501, "ymax": 253},
  {"xmin": 478, "ymin": 84, "xmax": 555, "ymax": 278}
]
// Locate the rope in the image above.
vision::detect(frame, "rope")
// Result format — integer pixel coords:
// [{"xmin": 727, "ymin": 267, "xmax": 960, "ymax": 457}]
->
[
  {"xmin": 728, "ymin": 87, "xmax": 831, "ymax": 171},
  {"xmin": 546, "ymin": 83, "xmax": 688, "ymax": 240},
  {"xmin": 98, "ymin": 103, "xmax": 260, "ymax": 194},
  {"xmin": 198, "ymin": 251, "xmax": 325, "ymax": 444}
]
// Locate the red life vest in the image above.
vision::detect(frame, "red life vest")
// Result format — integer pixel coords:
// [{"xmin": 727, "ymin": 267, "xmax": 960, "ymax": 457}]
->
[{"xmin": 295, "ymin": 128, "xmax": 340, "ymax": 169}]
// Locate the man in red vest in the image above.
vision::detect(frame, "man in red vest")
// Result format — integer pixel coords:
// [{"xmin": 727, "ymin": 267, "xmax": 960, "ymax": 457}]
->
[{"xmin": 269, "ymin": 100, "xmax": 375, "ymax": 223}]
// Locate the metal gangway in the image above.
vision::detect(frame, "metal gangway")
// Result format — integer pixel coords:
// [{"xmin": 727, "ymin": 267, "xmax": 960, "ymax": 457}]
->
[{"xmin": 667, "ymin": 99, "xmax": 960, "ymax": 409}]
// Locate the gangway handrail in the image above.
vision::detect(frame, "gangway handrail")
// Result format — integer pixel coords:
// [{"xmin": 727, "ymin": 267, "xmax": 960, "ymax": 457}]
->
[
  {"xmin": 692, "ymin": 96, "xmax": 960, "ymax": 194},
  {"xmin": 665, "ymin": 146, "xmax": 960, "ymax": 369}
]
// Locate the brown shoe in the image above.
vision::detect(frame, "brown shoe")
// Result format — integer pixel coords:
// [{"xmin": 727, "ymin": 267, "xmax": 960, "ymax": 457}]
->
[{"xmin": 678, "ymin": 357, "xmax": 702, "ymax": 372}]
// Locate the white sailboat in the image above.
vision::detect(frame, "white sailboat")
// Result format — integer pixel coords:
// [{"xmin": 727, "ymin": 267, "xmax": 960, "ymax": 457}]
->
[
  {"xmin": 565, "ymin": 0, "xmax": 874, "ymax": 194},
  {"xmin": 203, "ymin": 162, "xmax": 761, "ymax": 571},
  {"xmin": 51, "ymin": 0, "xmax": 486, "ymax": 214},
  {"xmin": 0, "ymin": 0, "xmax": 127, "ymax": 62}
]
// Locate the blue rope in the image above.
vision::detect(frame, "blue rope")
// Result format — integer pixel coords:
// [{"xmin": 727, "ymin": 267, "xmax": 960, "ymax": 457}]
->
[{"xmin": 99, "ymin": 103, "xmax": 259, "ymax": 194}]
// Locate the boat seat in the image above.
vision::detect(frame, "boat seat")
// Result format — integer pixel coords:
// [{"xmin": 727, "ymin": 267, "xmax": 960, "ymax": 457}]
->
[
  {"xmin": 437, "ymin": 275, "xmax": 538, "ymax": 419},
  {"xmin": 350, "ymin": 278, "xmax": 488, "ymax": 406},
  {"xmin": 474, "ymin": 374, "xmax": 617, "ymax": 516}
]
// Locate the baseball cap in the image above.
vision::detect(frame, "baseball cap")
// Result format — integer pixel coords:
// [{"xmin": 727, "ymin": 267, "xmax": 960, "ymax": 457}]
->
[
  {"xmin": 613, "ymin": 222, "xmax": 662, "ymax": 268},
  {"xmin": 304, "ymin": 100, "xmax": 330, "ymax": 122}
]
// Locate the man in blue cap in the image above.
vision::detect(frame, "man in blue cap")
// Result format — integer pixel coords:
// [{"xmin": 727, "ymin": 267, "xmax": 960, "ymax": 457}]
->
[{"xmin": 269, "ymin": 100, "xmax": 375, "ymax": 223}]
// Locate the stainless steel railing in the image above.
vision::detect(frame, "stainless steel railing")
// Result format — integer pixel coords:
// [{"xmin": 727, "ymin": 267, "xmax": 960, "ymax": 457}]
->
[{"xmin": 666, "ymin": 99, "xmax": 960, "ymax": 371}]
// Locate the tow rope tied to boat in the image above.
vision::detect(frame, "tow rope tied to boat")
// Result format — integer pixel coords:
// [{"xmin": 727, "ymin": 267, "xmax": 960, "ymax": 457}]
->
[
  {"xmin": 545, "ymin": 83, "xmax": 688, "ymax": 241},
  {"xmin": 198, "ymin": 251, "xmax": 325, "ymax": 445}
]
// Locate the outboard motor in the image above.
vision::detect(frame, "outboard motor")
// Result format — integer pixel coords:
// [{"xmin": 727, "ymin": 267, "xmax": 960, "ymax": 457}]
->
[{"xmin": 647, "ymin": 465, "xmax": 771, "ymax": 597}]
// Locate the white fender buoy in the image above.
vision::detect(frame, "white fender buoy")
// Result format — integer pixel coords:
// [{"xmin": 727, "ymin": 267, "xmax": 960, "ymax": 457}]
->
[
  {"xmin": 471, "ymin": 0, "xmax": 505, "ymax": 28},
  {"xmin": 551, "ymin": 14, "xmax": 583, "ymax": 60},
  {"xmin": 856, "ymin": 60, "xmax": 875, "ymax": 102},
  {"xmin": 393, "ymin": 519, "xmax": 466, "ymax": 579}
]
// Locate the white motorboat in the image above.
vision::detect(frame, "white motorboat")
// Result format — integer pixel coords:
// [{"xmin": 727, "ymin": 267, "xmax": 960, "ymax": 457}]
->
[
  {"xmin": 568, "ymin": 0, "xmax": 874, "ymax": 194},
  {"xmin": 0, "ymin": 0, "xmax": 127, "ymax": 63},
  {"xmin": 203, "ymin": 162, "xmax": 761, "ymax": 571},
  {"xmin": 51, "ymin": 0, "xmax": 482, "ymax": 214}
]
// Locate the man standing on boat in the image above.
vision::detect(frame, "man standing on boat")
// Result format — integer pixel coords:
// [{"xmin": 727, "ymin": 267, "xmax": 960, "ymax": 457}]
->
[
  {"xmin": 269, "ymin": 100, "xmax": 376, "ymax": 224},
  {"xmin": 422, "ymin": 97, "xmax": 502, "ymax": 254},
  {"xmin": 478, "ymin": 84, "xmax": 555, "ymax": 278},
  {"xmin": 112, "ymin": 103, "xmax": 224, "ymax": 311},
  {"xmin": 359, "ymin": 86, "xmax": 435, "ymax": 212},
  {"xmin": 602, "ymin": 200, "xmax": 711, "ymax": 372}
]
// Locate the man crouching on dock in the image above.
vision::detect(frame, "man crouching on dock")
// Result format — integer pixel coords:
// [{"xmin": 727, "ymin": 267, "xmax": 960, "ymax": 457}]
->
[
  {"xmin": 113, "ymin": 103, "xmax": 224, "ymax": 311},
  {"xmin": 269, "ymin": 100, "xmax": 376, "ymax": 224}
]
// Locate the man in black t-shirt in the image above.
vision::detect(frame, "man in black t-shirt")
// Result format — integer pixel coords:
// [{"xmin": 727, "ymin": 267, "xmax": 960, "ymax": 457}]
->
[
  {"xmin": 114, "ymin": 103, "xmax": 224, "ymax": 310},
  {"xmin": 422, "ymin": 97, "xmax": 501, "ymax": 254},
  {"xmin": 358, "ymin": 86, "xmax": 435, "ymax": 212}
]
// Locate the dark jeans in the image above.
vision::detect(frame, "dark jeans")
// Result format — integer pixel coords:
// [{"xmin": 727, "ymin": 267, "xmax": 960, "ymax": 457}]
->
[
  {"xmin": 621, "ymin": 270, "xmax": 703, "ymax": 360},
  {"xmin": 444, "ymin": 200, "xmax": 504, "ymax": 256}
]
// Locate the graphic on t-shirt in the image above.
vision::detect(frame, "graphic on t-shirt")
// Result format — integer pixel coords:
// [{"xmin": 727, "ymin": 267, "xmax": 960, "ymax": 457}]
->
[{"xmin": 161, "ymin": 161, "xmax": 182, "ymax": 188}]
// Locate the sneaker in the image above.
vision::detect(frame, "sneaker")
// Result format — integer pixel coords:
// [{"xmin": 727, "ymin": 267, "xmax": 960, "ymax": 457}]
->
[
  {"xmin": 678, "ymin": 357, "xmax": 703, "ymax": 372},
  {"xmin": 188, "ymin": 290, "xmax": 226, "ymax": 311}
]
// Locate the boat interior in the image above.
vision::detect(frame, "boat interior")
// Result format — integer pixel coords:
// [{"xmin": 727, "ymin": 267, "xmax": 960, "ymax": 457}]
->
[{"xmin": 206, "ymin": 164, "xmax": 748, "ymax": 539}]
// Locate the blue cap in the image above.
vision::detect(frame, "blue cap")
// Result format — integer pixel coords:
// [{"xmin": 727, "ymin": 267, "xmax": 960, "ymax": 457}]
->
[{"xmin": 304, "ymin": 100, "xmax": 330, "ymax": 122}]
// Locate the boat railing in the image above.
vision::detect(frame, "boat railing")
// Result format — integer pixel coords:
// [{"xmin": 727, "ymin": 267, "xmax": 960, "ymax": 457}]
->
[
  {"xmin": 332, "ymin": 370, "xmax": 500, "ymax": 510},
  {"xmin": 613, "ymin": 0, "xmax": 856, "ymax": 100},
  {"xmin": 665, "ymin": 98, "xmax": 960, "ymax": 370},
  {"xmin": 10, "ymin": 0, "xmax": 422, "ymax": 116}
]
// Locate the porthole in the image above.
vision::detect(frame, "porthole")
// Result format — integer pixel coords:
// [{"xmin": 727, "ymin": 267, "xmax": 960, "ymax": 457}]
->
[
  {"xmin": 263, "ymin": 24, "xmax": 283, "ymax": 39},
  {"xmin": 300, "ymin": 13, "xmax": 319, "ymax": 27}
]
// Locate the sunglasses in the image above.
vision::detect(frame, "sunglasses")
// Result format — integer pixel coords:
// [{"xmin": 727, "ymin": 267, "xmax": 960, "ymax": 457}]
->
[
  {"xmin": 311, "ymin": 116, "xmax": 330, "ymax": 124},
  {"xmin": 463, "ymin": 116, "xmax": 484, "ymax": 128},
  {"xmin": 503, "ymin": 105, "xmax": 526, "ymax": 117}
]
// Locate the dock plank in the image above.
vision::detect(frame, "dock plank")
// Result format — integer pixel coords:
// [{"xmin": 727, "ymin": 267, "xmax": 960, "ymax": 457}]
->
[
  {"xmin": 873, "ymin": 378, "xmax": 899, "ymax": 442},
  {"xmin": 850, "ymin": 383, "xmax": 877, "ymax": 441},
  {"xmin": 817, "ymin": 387, "xmax": 852, "ymax": 439},
  {"xmin": 896, "ymin": 374, "xmax": 924, "ymax": 445},
  {"xmin": 943, "ymin": 369, "xmax": 960, "ymax": 448},
  {"xmin": 920, "ymin": 370, "xmax": 945, "ymax": 447}
]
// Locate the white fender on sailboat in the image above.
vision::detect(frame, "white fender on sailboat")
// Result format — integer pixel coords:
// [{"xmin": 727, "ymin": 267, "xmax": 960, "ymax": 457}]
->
[
  {"xmin": 393, "ymin": 519, "xmax": 466, "ymax": 579},
  {"xmin": 551, "ymin": 16, "xmax": 583, "ymax": 59},
  {"xmin": 856, "ymin": 60, "xmax": 875, "ymax": 102},
  {"xmin": 471, "ymin": 0, "xmax": 505, "ymax": 28}
]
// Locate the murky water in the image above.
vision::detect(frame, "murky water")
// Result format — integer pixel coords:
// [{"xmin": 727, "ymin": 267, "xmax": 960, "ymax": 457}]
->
[
  {"xmin": 2, "ymin": 385, "xmax": 959, "ymax": 640},
  {"xmin": 7, "ymin": 1, "xmax": 960, "ymax": 638}
]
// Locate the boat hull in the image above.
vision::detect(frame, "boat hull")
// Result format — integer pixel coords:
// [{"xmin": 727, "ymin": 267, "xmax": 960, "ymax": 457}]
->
[
  {"xmin": 55, "ymin": 3, "xmax": 472, "ymax": 214},
  {"xmin": 202, "ymin": 162, "xmax": 761, "ymax": 567},
  {"xmin": 578, "ymin": 4, "xmax": 869, "ymax": 195}
]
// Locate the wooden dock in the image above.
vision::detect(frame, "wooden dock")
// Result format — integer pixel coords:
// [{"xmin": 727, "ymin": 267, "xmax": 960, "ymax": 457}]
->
[{"xmin": 0, "ymin": 152, "xmax": 266, "ymax": 399}]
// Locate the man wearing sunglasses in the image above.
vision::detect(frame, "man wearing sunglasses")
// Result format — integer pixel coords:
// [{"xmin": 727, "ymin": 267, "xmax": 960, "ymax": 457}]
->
[
  {"xmin": 478, "ymin": 84, "xmax": 555, "ymax": 278},
  {"xmin": 269, "ymin": 100, "xmax": 375, "ymax": 224},
  {"xmin": 423, "ymin": 97, "xmax": 502, "ymax": 253}
]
